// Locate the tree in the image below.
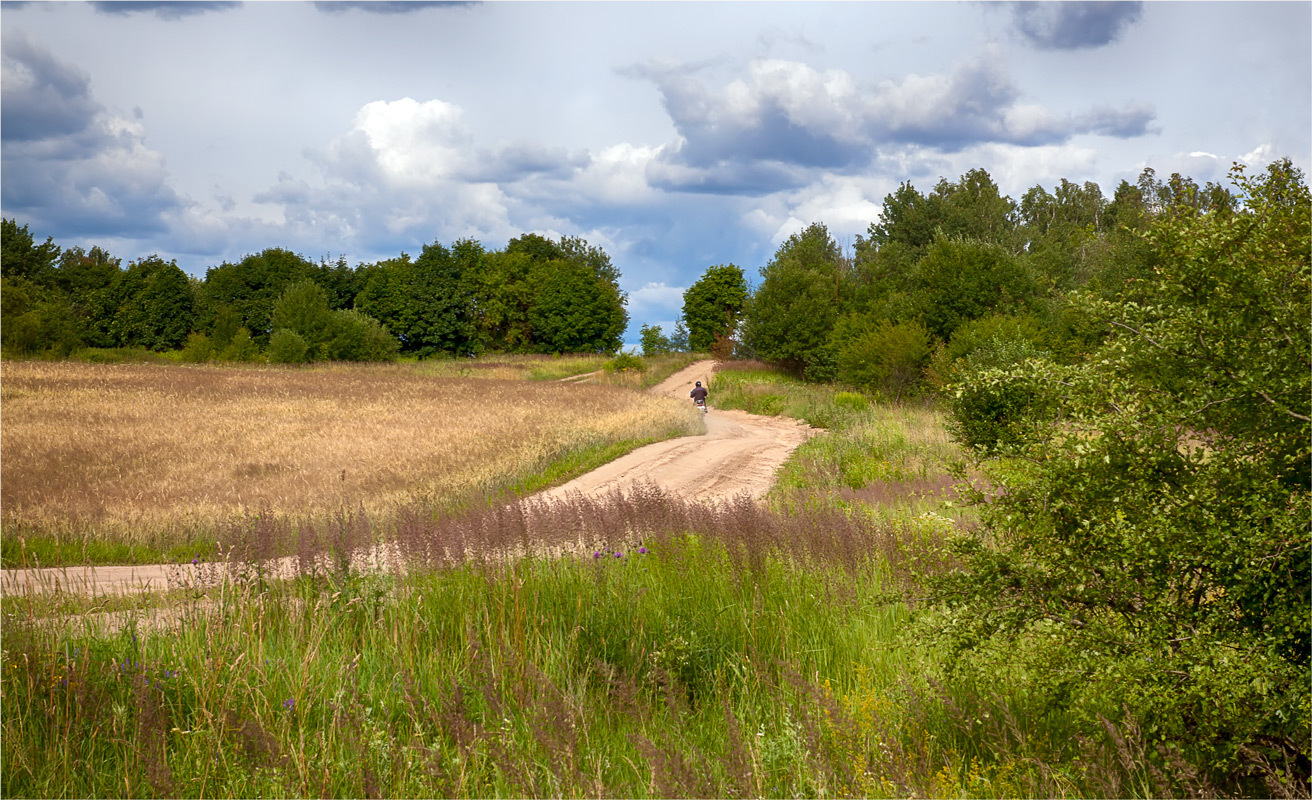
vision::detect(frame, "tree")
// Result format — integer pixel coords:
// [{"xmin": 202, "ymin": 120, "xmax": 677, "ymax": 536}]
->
[
  {"xmin": 639, "ymin": 323, "xmax": 672, "ymax": 357},
  {"xmin": 201, "ymin": 248, "xmax": 317, "ymax": 345},
  {"xmin": 110, "ymin": 256, "xmax": 196, "ymax": 351},
  {"xmin": 682, "ymin": 264, "xmax": 748, "ymax": 353},
  {"xmin": 1, "ymin": 218, "xmax": 60, "ymax": 284},
  {"xmin": 929, "ymin": 161, "xmax": 1311, "ymax": 788},
  {"xmin": 270, "ymin": 279, "xmax": 333, "ymax": 354},
  {"xmin": 742, "ymin": 223, "xmax": 847, "ymax": 379},
  {"xmin": 528, "ymin": 259, "xmax": 626, "ymax": 353},
  {"xmin": 833, "ymin": 316, "xmax": 932, "ymax": 400},
  {"xmin": 909, "ymin": 236, "xmax": 1038, "ymax": 341}
]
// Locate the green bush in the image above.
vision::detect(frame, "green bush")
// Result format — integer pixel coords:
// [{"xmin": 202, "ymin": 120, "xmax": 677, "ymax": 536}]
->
[
  {"xmin": 835, "ymin": 318, "xmax": 932, "ymax": 400},
  {"xmin": 179, "ymin": 332, "xmax": 214, "ymax": 363},
  {"xmin": 218, "ymin": 328, "xmax": 260, "ymax": 363},
  {"xmin": 603, "ymin": 351, "xmax": 645, "ymax": 373},
  {"xmin": 266, "ymin": 329, "xmax": 310, "ymax": 364},
  {"xmin": 321, "ymin": 310, "xmax": 400, "ymax": 362}
]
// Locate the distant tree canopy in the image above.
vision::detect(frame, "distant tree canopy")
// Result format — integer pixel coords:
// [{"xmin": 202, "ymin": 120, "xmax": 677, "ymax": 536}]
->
[
  {"xmin": 681, "ymin": 263, "xmax": 747, "ymax": 353},
  {"xmin": 0, "ymin": 226, "xmax": 628, "ymax": 361}
]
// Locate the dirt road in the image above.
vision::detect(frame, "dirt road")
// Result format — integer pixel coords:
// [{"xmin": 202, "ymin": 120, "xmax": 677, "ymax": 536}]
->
[
  {"xmin": 2, "ymin": 361, "xmax": 812, "ymax": 596},
  {"xmin": 536, "ymin": 360, "xmax": 813, "ymax": 504}
]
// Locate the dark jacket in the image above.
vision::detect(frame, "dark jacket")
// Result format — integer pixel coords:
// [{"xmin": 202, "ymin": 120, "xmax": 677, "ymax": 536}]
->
[{"xmin": 690, "ymin": 386, "xmax": 708, "ymax": 402}]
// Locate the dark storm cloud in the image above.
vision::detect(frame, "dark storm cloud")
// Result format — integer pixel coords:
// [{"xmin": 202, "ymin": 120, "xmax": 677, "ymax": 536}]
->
[
  {"xmin": 0, "ymin": 29, "xmax": 184, "ymax": 238},
  {"xmin": 1009, "ymin": 2, "xmax": 1144, "ymax": 50},
  {"xmin": 632, "ymin": 53, "xmax": 1156, "ymax": 195},
  {"xmin": 1, "ymin": 27, "xmax": 101, "ymax": 141},
  {"xmin": 90, "ymin": 2, "xmax": 242, "ymax": 20},
  {"xmin": 313, "ymin": 1, "xmax": 474, "ymax": 15}
]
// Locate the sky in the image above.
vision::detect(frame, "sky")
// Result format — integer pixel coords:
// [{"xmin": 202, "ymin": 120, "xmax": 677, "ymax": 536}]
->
[{"xmin": 2, "ymin": 0, "xmax": 1309, "ymax": 345}]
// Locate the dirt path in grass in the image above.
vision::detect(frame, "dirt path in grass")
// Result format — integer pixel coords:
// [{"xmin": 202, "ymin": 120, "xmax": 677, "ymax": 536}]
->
[
  {"xmin": 2, "ymin": 360, "xmax": 813, "ymax": 597},
  {"xmin": 536, "ymin": 360, "xmax": 814, "ymax": 505}
]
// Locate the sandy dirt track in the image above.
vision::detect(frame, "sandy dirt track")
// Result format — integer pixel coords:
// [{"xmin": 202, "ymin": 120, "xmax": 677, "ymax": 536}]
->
[
  {"xmin": 2, "ymin": 361, "xmax": 813, "ymax": 596},
  {"xmin": 537, "ymin": 360, "xmax": 813, "ymax": 504}
]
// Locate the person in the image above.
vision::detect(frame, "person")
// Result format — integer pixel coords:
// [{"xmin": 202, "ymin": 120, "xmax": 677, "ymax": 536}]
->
[{"xmin": 690, "ymin": 381, "xmax": 708, "ymax": 410}]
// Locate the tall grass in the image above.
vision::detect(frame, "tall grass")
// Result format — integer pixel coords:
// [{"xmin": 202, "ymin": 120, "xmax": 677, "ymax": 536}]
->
[
  {"xmin": 0, "ymin": 360, "xmax": 701, "ymax": 565},
  {"xmin": 1, "ymin": 360, "xmax": 1250, "ymax": 798}
]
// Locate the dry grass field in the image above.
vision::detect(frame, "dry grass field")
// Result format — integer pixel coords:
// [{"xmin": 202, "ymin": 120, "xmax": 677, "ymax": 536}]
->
[{"xmin": 0, "ymin": 360, "xmax": 701, "ymax": 552}]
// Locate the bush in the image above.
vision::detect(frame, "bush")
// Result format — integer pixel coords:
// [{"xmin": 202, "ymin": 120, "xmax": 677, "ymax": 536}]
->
[
  {"xmin": 835, "ymin": 318, "xmax": 932, "ymax": 400},
  {"xmin": 179, "ymin": 332, "xmax": 214, "ymax": 363},
  {"xmin": 266, "ymin": 329, "xmax": 310, "ymax": 364},
  {"xmin": 218, "ymin": 328, "xmax": 260, "ymax": 363},
  {"xmin": 926, "ymin": 313, "xmax": 1048, "ymax": 390},
  {"xmin": 322, "ymin": 310, "xmax": 400, "ymax": 362},
  {"xmin": 603, "ymin": 352, "xmax": 645, "ymax": 373}
]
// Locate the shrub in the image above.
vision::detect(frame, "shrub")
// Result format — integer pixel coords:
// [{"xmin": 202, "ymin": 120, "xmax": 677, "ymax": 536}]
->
[
  {"xmin": 266, "ymin": 329, "xmax": 309, "ymax": 364},
  {"xmin": 218, "ymin": 328, "xmax": 260, "ymax": 363},
  {"xmin": 835, "ymin": 318, "xmax": 932, "ymax": 401},
  {"xmin": 179, "ymin": 332, "xmax": 214, "ymax": 363},
  {"xmin": 603, "ymin": 351, "xmax": 645, "ymax": 373},
  {"xmin": 321, "ymin": 310, "xmax": 399, "ymax": 362}
]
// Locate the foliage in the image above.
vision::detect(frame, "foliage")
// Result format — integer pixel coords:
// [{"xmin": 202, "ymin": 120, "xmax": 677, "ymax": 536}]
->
[
  {"xmin": 929, "ymin": 161, "xmax": 1312, "ymax": 788},
  {"xmin": 320, "ymin": 310, "xmax": 399, "ymax": 362},
  {"xmin": 682, "ymin": 263, "xmax": 748, "ymax": 352},
  {"xmin": 270, "ymin": 279, "xmax": 333, "ymax": 355},
  {"xmin": 926, "ymin": 313, "xmax": 1050, "ymax": 390},
  {"xmin": 179, "ymin": 332, "xmax": 215, "ymax": 364},
  {"xmin": 742, "ymin": 222, "xmax": 847, "ymax": 380},
  {"xmin": 602, "ymin": 351, "xmax": 645, "ymax": 374},
  {"xmin": 266, "ymin": 329, "xmax": 310, "ymax": 364},
  {"xmin": 528, "ymin": 258, "xmax": 626, "ymax": 354},
  {"xmin": 833, "ymin": 317, "xmax": 933, "ymax": 401},
  {"xmin": 109, "ymin": 256, "xmax": 197, "ymax": 351},
  {"xmin": 639, "ymin": 323, "xmax": 672, "ymax": 357}
]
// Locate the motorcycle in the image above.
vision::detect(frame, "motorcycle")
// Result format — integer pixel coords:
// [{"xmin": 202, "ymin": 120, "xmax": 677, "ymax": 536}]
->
[{"xmin": 694, "ymin": 398, "xmax": 708, "ymax": 414}]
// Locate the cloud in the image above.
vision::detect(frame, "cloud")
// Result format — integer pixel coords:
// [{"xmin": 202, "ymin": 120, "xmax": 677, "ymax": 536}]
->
[
  {"xmin": 1, "ymin": 27, "xmax": 100, "ymax": 141},
  {"xmin": 628, "ymin": 52, "xmax": 1157, "ymax": 196},
  {"xmin": 1009, "ymin": 2, "xmax": 1143, "ymax": 50},
  {"xmin": 89, "ymin": 2, "xmax": 242, "ymax": 20},
  {"xmin": 0, "ymin": 28, "xmax": 184, "ymax": 237},
  {"xmin": 312, "ymin": 1, "xmax": 474, "ymax": 14}
]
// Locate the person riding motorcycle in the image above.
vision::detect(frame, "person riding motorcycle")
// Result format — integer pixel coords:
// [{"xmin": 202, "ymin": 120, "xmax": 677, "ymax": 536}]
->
[{"xmin": 690, "ymin": 381, "xmax": 708, "ymax": 412}]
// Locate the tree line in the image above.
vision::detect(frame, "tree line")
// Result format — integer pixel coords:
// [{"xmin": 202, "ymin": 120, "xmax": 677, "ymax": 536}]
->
[{"xmin": 0, "ymin": 230, "xmax": 627, "ymax": 362}]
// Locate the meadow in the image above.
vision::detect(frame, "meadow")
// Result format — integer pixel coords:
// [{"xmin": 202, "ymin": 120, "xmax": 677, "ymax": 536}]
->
[
  {"xmin": 1, "ymin": 357, "xmax": 1243, "ymax": 798},
  {"xmin": 0, "ymin": 356, "xmax": 700, "ymax": 566}
]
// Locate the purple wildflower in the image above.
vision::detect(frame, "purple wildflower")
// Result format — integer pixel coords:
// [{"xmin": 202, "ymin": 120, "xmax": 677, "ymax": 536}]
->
[
  {"xmin": 614, "ymin": 552, "xmax": 623, "ymax": 558},
  {"xmin": 593, "ymin": 551, "xmax": 603, "ymax": 559},
  {"xmin": 283, "ymin": 698, "xmax": 295, "ymax": 711},
  {"xmin": 638, "ymin": 547, "xmax": 649, "ymax": 555}
]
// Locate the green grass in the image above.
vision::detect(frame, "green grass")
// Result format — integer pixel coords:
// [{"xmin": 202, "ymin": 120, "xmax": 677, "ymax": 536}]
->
[{"xmin": 1, "ymin": 360, "xmax": 1206, "ymax": 798}]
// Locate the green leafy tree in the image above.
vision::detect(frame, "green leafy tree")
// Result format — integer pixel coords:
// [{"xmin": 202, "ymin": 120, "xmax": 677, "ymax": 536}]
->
[
  {"xmin": 270, "ymin": 279, "xmax": 333, "ymax": 354},
  {"xmin": 201, "ymin": 248, "xmax": 317, "ymax": 345},
  {"xmin": 639, "ymin": 323, "xmax": 672, "ymax": 357},
  {"xmin": 742, "ymin": 223, "xmax": 847, "ymax": 380},
  {"xmin": 682, "ymin": 264, "xmax": 747, "ymax": 353},
  {"xmin": 929, "ymin": 160, "xmax": 1311, "ymax": 788},
  {"xmin": 1, "ymin": 218, "xmax": 60, "ymax": 284},
  {"xmin": 909, "ymin": 236, "xmax": 1037, "ymax": 341},
  {"xmin": 528, "ymin": 259, "xmax": 626, "ymax": 353},
  {"xmin": 110, "ymin": 256, "xmax": 196, "ymax": 351}
]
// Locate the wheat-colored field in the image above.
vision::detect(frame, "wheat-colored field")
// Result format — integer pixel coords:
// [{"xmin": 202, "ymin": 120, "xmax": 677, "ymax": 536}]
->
[{"xmin": 0, "ymin": 361, "xmax": 701, "ymax": 545}]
